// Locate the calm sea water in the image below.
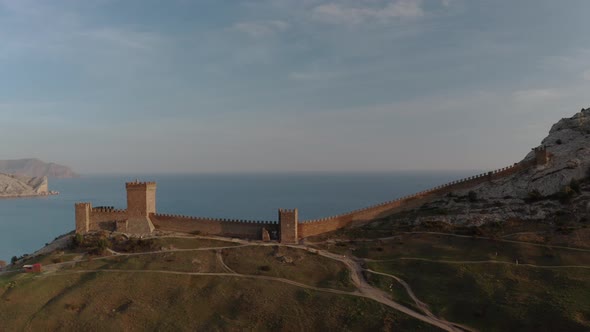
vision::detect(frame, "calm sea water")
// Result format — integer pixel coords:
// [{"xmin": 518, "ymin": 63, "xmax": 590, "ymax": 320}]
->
[{"xmin": 0, "ymin": 171, "xmax": 477, "ymax": 261}]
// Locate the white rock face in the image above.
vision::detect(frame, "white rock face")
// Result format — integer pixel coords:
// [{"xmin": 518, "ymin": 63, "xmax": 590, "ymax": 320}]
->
[
  {"xmin": 0, "ymin": 173, "xmax": 49, "ymax": 197},
  {"xmin": 399, "ymin": 108, "xmax": 590, "ymax": 226},
  {"xmin": 467, "ymin": 108, "xmax": 590, "ymax": 199}
]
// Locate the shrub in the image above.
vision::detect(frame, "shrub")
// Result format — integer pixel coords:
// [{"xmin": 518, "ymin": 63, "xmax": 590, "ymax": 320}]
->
[
  {"xmin": 468, "ymin": 191, "xmax": 478, "ymax": 202},
  {"xmin": 71, "ymin": 233, "xmax": 84, "ymax": 248},
  {"xmin": 295, "ymin": 289, "xmax": 313, "ymax": 303},
  {"xmin": 557, "ymin": 185, "xmax": 576, "ymax": 204},
  {"xmin": 570, "ymin": 179, "xmax": 581, "ymax": 194},
  {"xmin": 527, "ymin": 189, "xmax": 544, "ymax": 202},
  {"xmin": 556, "ymin": 139, "xmax": 563, "ymax": 145},
  {"xmin": 95, "ymin": 238, "xmax": 111, "ymax": 255},
  {"xmin": 258, "ymin": 265, "xmax": 271, "ymax": 272}
]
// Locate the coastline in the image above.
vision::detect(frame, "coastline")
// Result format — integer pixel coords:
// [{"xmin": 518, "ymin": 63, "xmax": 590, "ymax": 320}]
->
[{"xmin": 0, "ymin": 191, "xmax": 59, "ymax": 199}]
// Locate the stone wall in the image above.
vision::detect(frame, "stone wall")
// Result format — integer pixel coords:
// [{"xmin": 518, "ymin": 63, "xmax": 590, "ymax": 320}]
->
[
  {"xmin": 150, "ymin": 213, "xmax": 278, "ymax": 239},
  {"xmin": 298, "ymin": 159, "xmax": 537, "ymax": 238}
]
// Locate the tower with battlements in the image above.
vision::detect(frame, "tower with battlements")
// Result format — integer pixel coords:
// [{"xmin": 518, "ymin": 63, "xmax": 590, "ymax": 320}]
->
[
  {"xmin": 279, "ymin": 208, "xmax": 298, "ymax": 244},
  {"xmin": 75, "ymin": 202, "xmax": 91, "ymax": 234},
  {"xmin": 533, "ymin": 146, "xmax": 549, "ymax": 165},
  {"xmin": 125, "ymin": 181, "xmax": 156, "ymax": 234}
]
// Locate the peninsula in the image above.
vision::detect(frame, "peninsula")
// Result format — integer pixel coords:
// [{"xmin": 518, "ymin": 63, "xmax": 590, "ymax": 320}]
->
[
  {"xmin": 0, "ymin": 158, "xmax": 78, "ymax": 179},
  {"xmin": 0, "ymin": 173, "xmax": 57, "ymax": 198}
]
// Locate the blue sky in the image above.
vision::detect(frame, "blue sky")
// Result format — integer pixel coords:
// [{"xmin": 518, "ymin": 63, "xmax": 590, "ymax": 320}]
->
[{"xmin": 1, "ymin": 0, "xmax": 589, "ymax": 173}]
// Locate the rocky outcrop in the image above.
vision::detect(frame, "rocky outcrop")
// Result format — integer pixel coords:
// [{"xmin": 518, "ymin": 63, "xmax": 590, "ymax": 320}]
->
[
  {"xmin": 0, "ymin": 159, "xmax": 78, "ymax": 178},
  {"xmin": 463, "ymin": 108, "xmax": 590, "ymax": 199},
  {"xmin": 400, "ymin": 107, "xmax": 590, "ymax": 226},
  {"xmin": 0, "ymin": 173, "xmax": 55, "ymax": 198}
]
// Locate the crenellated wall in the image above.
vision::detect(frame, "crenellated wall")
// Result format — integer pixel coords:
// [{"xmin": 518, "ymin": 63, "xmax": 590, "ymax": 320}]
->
[
  {"xmin": 150, "ymin": 213, "xmax": 278, "ymax": 239},
  {"xmin": 297, "ymin": 158, "xmax": 539, "ymax": 238}
]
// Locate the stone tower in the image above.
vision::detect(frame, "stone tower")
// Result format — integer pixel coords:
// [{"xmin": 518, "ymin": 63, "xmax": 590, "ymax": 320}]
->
[
  {"xmin": 75, "ymin": 202, "xmax": 91, "ymax": 234},
  {"xmin": 125, "ymin": 181, "xmax": 156, "ymax": 234},
  {"xmin": 279, "ymin": 208, "xmax": 298, "ymax": 244},
  {"xmin": 533, "ymin": 146, "xmax": 549, "ymax": 165}
]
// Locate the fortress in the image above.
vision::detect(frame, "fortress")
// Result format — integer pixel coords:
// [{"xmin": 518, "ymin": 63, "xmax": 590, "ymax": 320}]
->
[{"xmin": 75, "ymin": 147, "xmax": 550, "ymax": 243}]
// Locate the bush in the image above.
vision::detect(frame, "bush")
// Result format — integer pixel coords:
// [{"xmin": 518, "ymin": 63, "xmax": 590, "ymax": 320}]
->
[
  {"xmin": 94, "ymin": 238, "xmax": 111, "ymax": 255},
  {"xmin": 468, "ymin": 191, "xmax": 478, "ymax": 202},
  {"xmin": 527, "ymin": 190, "xmax": 544, "ymax": 202},
  {"xmin": 71, "ymin": 233, "xmax": 84, "ymax": 248},
  {"xmin": 295, "ymin": 289, "xmax": 313, "ymax": 303},
  {"xmin": 258, "ymin": 265, "xmax": 271, "ymax": 272},
  {"xmin": 557, "ymin": 185, "xmax": 576, "ymax": 203},
  {"xmin": 556, "ymin": 139, "xmax": 563, "ymax": 145},
  {"xmin": 570, "ymin": 179, "xmax": 581, "ymax": 194}
]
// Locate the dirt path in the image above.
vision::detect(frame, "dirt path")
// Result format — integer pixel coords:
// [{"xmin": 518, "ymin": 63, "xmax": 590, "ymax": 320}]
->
[
  {"xmin": 292, "ymin": 245, "xmax": 474, "ymax": 332},
  {"xmin": 216, "ymin": 250, "xmax": 236, "ymax": 274},
  {"xmin": 364, "ymin": 269, "xmax": 434, "ymax": 318}
]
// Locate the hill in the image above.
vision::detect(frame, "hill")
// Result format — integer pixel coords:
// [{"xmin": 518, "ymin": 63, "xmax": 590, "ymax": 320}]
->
[
  {"xmin": 2, "ymin": 108, "xmax": 590, "ymax": 331},
  {"xmin": 0, "ymin": 173, "xmax": 53, "ymax": 197},
  {"xmin": 0, "ymin": 158, "xmax": 78, "ymax": 178}
]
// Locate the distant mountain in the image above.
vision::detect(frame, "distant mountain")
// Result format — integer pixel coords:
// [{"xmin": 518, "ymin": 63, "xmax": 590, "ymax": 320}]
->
[{"xmin": 0, "ymin": 158, "xmax": 78, "ymax": 178}]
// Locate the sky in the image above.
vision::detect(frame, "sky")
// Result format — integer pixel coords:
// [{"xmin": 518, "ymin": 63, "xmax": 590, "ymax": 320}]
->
[{"xmin": 1, "ymin": 0, "xmax": 589, "ymax": 174}]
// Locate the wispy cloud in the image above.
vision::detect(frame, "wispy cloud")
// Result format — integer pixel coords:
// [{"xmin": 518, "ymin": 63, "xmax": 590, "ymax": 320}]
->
[
  {"xmin": 288, "ymin": 70, "xmax": 342, "ymax": 81},
  {"xmin": 312, "ymin": 0, "xmax": 424, "ymax": 24},
  {"xmin": 512, "ymin": 88, "xmax": 567, "ymax": 104},
  {"xmin": 233, "ymin": 20, "xmax": 289, "ymax": 37}
]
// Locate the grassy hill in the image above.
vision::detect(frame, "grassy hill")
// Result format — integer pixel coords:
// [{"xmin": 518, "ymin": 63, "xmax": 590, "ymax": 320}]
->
[{"xmin": 2, "ymin": 216, "xmax": 590, "ymax": 331}]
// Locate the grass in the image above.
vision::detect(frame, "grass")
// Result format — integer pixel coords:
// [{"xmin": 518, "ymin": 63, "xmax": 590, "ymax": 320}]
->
[
  {"xmin": 152, "ymin": 237, "xmax": 239, "ymax": 250},
  {"xmin": 367, "ymin": 257, "xmax": 590, "ymax": 331},
  {"xmin": 363, "ymin": 270, "xmax": 418, "ymax": 311},
  {"xmin": 0, "ymin": 271, "xmax": 434, "ymax": 331},
  {"xmin": 223, "ymin": 246, "xmax": 356, "ymax": 291},
  {"xmin": 70, "ymin": 251, "xmax": 223, "ymax": 273},
  {"xmin": 319, "ymin": 233, "xmax": 590, "ymax": 267}
]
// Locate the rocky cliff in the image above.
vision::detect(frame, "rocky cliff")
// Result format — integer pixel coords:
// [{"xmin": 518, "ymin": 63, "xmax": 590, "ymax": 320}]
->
[
  {"xmin": 401, "ymin": 107, "xmax": 590, "ymax": 226},
  {"xmin": 0, "ymin": 159, "xmax": 77, "ymax": 178},
  {"xmin": 470, "ymin": 108, "xmax": 590, "ymax": 199},
  {"xmin": 0, "ymin": 173, "xmax": 53, "ymax": 197}
]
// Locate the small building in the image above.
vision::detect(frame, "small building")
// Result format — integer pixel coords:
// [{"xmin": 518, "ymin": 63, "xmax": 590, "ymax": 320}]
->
[{"xmin": 23, "ymin": 263, "xmax": 42, "ymax": 273}]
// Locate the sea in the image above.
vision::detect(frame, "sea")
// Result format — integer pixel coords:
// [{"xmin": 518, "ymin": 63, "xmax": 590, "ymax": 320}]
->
[{"xmin": 0, "ymin": 171, "xmax": 478, "ymax": 261}]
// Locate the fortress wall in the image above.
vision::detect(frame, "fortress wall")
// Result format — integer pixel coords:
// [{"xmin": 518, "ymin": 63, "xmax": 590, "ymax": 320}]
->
[
  {"xmin": 88, "ymin": 209, "xmax": 128, "ymax": 231},
  {"xmin": 151, "ymin": 214, "xmax": 278, "ymax": 239},
  {"xmin": 298, "ymin": 161, "xmax": 534, "ymax": 238}
]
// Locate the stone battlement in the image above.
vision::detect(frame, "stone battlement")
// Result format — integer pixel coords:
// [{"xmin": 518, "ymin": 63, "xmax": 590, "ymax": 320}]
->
[
  {"xmin": 151, "ymin": 213, "xmax": 276, "ymax": 224},
  {"xmin": 125, "ymin": 181, "xmax": 157, "ymax": 188}
]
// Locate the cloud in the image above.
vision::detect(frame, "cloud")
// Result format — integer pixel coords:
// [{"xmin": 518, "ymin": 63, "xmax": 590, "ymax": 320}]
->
[
  {"xmin": 79, "ymin": 27, "xmax": 160, "ymax": 51},
  {"xmin": 441, "ymin": 0, "xmax": 452, "ymax": 7},
  {"xmin": 512, "ymin": 88, "xmax": 567, "ymax": 104},
  {"xmin": 233, "ymin": 20, "xmax": 290, "ymax": 37},
  {"xmin": 288, "ymin": 70, "xmax": 342, "ymax": 81},
  {"xmin": 312, "ymin": 0, "xmax": 424, "ymax": 24}
]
